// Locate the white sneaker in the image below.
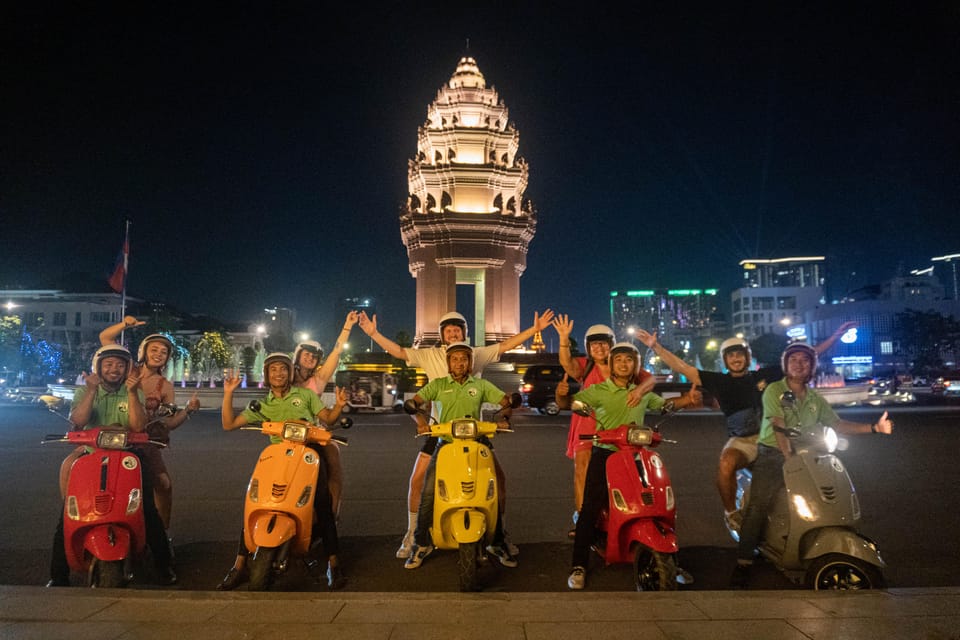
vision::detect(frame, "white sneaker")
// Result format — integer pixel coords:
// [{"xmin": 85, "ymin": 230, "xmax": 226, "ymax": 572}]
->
[
  {"xmin": 676, "ymin": 566, "xmax": 695, "ymax": 585},
  {"xmin": 404, "ymin": 544, "xmax": 434, "ymax": 569},
  {"xmin": 395, "ymin": 531, "xmax": 415, "ymax": 559},
  {"xmin": 567, "ymin": 566, "xmax": 586, "ymax": 590},
  {"xmin": 502, "ymin": 530, "xmax": 520, "ymax": 557}
]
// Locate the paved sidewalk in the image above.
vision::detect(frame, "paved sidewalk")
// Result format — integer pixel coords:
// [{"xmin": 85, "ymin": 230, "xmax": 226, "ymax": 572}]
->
[{"xmin": 2, "ymin": 585, "xmax": 959, "ymax": 640}]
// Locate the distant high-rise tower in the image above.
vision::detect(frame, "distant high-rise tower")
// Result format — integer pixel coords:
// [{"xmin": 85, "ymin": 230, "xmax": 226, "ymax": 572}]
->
[{"xmin": 400, "ymin": 56, "xmax": 537, "ymax": 347}]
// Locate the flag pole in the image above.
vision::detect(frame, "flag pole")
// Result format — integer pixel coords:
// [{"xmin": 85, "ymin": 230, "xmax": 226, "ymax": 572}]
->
[{"xmin": 119, "ymin": 220, "xmax": 130, "ymax": 343}]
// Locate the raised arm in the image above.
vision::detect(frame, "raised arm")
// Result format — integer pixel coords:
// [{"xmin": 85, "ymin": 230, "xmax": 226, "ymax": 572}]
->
[
  {"xmin": 497, "ymin": 309, "xmax": 555, "ymax": 354},
  {"xmin": 99, "ymin": 316, "xmax": 145, "ymax": 346},
  {"xmin": 551, "ymin": 314, "xmax": 583, "ymax": 380},
  {"xmin": 814, "ymin": 321, "xmax": 858, "ymax": 356},
  {"xmin": 315, "ymin": 311, "xmax": 359, "ymax": 389},
  {"xmin": 635, "ymin": 329, "xmax": 702, "ymax": 386},
  {"xmin": 220, "ymin": 374, "xmax": 248, "ymax": 431},
  {"xmin": 358, "ymin": 311, "xmax": 409, "ymax": 360},
  {"xmin": 317, "ymin": 386, "xmax": 349, "ymax": 425}
]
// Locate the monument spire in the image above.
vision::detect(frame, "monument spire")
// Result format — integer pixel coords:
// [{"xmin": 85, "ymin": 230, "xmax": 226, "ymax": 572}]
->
[{"xmin": 400, "ymin": 56, "xmax": 537, "ymax": 346}]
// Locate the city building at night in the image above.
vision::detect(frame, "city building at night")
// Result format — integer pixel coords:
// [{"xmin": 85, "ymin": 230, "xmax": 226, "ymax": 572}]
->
[
  {"xmin": 732, "ymin": 257, "xmax": 827, "ymax": 338},
  {"xmin": 399, "ymin": 56, "xmax": 537, "ymax": 347}
]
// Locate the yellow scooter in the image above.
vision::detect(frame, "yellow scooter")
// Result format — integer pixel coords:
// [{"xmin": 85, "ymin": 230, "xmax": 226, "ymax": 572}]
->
[{"xmin": 403, "ymin": 397, "xmax": 517, "ymax": 591}]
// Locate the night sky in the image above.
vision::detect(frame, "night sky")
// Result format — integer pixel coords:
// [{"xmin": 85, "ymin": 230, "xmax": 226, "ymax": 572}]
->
[{"xmin": 2, "ymin": 3, "xmax": 958, "ymax": 346}]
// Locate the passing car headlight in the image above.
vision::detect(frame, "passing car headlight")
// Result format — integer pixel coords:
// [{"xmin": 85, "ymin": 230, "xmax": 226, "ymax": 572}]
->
[{"xmin": 452, "ymin": 419, "xmax": 478, "ymax": 439}]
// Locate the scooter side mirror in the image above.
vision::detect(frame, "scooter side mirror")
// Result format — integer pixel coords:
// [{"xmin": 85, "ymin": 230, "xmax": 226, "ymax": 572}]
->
[
  {"xmin": 571, "ymin": 400, "xmax": 593, "ymax": 417},
  {"xmin": 337, "ymin": 417, "xmax": 353, "ymax": 430},
  {"xmin": 248, "ymin": 400, "xmax": 261, "ymax": 413},
  {"xmin": 403, "ymin": 399, "xmax": 420, "ymax": 415},
  {"xmin": 509, "ymin": 392, "xmax": 523, "ymax": 408}
]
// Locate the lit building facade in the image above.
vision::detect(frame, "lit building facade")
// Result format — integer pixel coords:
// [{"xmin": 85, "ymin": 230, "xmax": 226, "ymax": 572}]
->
[
  {"xmin": 400, "ymin": 56, "xmax": 537, "ymax": 347},
  {"xmin": 610, "ymin": 289, "xmax": 723, "ymax": 349},
  {"xmin": 733, "ymin": 257, "xmax": 826, "ymax": 338}
]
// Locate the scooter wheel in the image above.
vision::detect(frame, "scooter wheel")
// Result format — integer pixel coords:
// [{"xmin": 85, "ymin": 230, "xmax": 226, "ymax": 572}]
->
[
  {"xmin": 458, "ymin": 541, "xmax": 480, "ymax": 592},
  {"xmin": 248, "ymin": 547, "xmax": 277, "ymax": 591},
  {"xmin": 805, "ymin": 554, "xmax": 884, "ymax": 590},
  {"xmin": 633, "ymin": 546, "xmax": 677, "ymax": 591},
  {"xmin": 91, "ymin": 560, "xmax": 126, "ymax": 588}
]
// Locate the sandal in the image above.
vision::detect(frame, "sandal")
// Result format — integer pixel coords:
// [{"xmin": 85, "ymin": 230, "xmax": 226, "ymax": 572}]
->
[{"xmin": 216, "ymin": 566, "xmax": 247, "ymax": 591}]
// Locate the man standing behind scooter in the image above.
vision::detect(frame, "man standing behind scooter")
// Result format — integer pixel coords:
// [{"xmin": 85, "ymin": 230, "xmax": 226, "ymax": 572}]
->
[
  {"xmin": 48, "ymin": 345, "xmax": 176, "ymax": 586},
  {"xmin": 402, "ymin": 342, "xmax": 515, "ymax": 570},
  {"xmin": 731, "ymin": 342, "xmax": 893, "ymax": 588},
  {"xmin": 635, "ymin": 323, "xmax": 855, "ymax": 533}
]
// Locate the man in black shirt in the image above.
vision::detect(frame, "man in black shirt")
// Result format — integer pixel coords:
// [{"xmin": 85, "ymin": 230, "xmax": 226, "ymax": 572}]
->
[{"xmin": 635, "ymin": 323, "xmax": 854, "ymax": 531}]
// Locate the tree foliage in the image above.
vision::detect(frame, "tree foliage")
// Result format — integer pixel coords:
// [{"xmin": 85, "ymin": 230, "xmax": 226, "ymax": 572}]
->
[{"xmin": 191, "ymin": 331, "xmax": 235, "ymax": 381}]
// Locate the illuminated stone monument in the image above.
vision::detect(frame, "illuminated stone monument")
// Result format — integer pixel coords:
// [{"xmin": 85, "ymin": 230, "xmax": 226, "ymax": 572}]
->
[{"xmin": 400, "ymin": 56, "xmax": 537, "ymax": 346}]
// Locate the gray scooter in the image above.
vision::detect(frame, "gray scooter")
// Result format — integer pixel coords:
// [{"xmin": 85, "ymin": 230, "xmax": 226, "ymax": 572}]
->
[{"xmin": 726, "ymin": 391, "xmax": 885, "ymax": 589}]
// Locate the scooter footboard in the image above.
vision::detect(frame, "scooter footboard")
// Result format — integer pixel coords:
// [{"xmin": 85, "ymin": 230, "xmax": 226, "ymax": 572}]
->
[
  {"xmin": 801, "ymin": 527, "xmax": 885, "ymax": 568},
  {"xmin": 247, "ymin": 512, "xmax": 299, "ymax": 552},
  {"xmin": 82, "ymin": 525, "xmax": 133, "ymax": 565}
]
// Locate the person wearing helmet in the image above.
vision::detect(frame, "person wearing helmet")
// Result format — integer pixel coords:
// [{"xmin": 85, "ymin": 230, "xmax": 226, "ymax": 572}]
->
[
  {"xmin": 554, "ymin": 342, "xmax": 667, "ymax": 589},
  {"xmin": 551, "ymin": 315, "xmax": 696, "ymax": 536},
  {"xmin": 635, "ymin": 321, "xmax": 856, "ymax": 533},
  {"xmin": 49, "ymin": 345, "xmax": 175, "ymax": 586},
  {"xmin": 731, "ymin": 341, "xmax": 893, "ymax": 588},
  {"xmin": 218, "ymin": 354, "xmax": 350, "ymax": 590},
  {"xmin": 401, "ymin": 341, "xmax": 516, "ymax": 570},
  {"xmin": 99, "ymin": 318, "xmax": 201, "ymax": 535},
  {"xmin": 358, "ymin": 308, "xmax": 555, "ymax": 559},
  {"xmin": 291, "ymin": 311, "xmax": 359, "ymax": 520}
]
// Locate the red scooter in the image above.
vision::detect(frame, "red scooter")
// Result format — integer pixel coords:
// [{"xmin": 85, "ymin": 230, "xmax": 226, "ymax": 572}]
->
[
  {"xmin": 575, "ymin": 403, "xmax": 679, "ymax": 591},
  {"xmin": 44, "ymin": 427, "xmax": 163, "ymax": 587}
]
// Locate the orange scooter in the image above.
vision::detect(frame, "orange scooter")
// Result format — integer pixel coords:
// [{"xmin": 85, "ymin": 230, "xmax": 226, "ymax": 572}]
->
[{"xmin": 241, "ymin": 401, "xmax": 350, "ymax": 590}]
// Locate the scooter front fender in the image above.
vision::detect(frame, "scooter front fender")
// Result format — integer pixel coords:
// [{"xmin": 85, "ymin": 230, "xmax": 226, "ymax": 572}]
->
[
  {"xmin": 624, "ymin": 519, "xmax": 678, "ymax": 557},
  {"xmin": 801, "ymin": 527, "xmax": 885, "ymax": 568},
  {"xmin": 447, "ymin": 508, "xmax": 487, "ymax": 544},
  {"xmin": 84, "ymin": 525, "xmax": 133, "ymax": 563},
  {"xmin": 249, "ymin": 513, "xmax": 298, "ymax": 549}
]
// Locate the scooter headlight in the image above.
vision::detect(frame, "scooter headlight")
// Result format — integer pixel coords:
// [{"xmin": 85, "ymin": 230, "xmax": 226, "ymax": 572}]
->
[
  {"xmin": 451, "ymin": 419, "xmax": 478, "ymax": 439},
  {"xmin": 282, "ymin": 423, "xmax": 308, "ymax": 442},
  {"xmin": 126, "ymin": 488, "xmax": 142, "ymax": 515},
  {"xmin": 627, "ymin": 426, "xmax": 654, "ymax": 446},
  {"xmin": 821, "ymin": 426, "xmax": 839, "ymax": 453},
  {"xmin": 97, "ymin": 430, "xmax": 129, "ymax": 449}
]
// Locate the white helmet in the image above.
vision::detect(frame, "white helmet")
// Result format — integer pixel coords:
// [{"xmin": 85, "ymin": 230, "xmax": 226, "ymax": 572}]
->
[
  {"xmin": 445, "ymin": 340, "xmax": 474, "ymax": 361},
  {"xmin": 720, "ymin": 337, "xmax": 752, "ymax": 362},
  {"xmin": 263, "ymin": 352, "xmax": 294, "ymax": 381},
  {"xmin": 439, "ymin": 311, "xmax": 468, "ymax": 341},
  {"xmin": 293, "ymin": 340, "xmax": 323, "ymax": 372},
  {"xmin": 781, "ymin": 342, "xmax": 817, "ymax": 382},
  {"xmin": 137, "ymin": 334, "xmax": 175, "ymax": 368},
  {"xmin": 584, "ymin": 324, "xmax": 615, "ymax": 347},
  {"xmin": 609, "ymin": 342, "xmax": 640, "ymax": 377},
  {"xmin": 92, "ymin": 344, "xmax": 133, "ymax": 377}
]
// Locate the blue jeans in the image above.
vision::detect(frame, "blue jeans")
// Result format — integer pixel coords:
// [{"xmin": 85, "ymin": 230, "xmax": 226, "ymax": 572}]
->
[{"xmin": 737, "ymin": 444, "xmax": 785, "ymax": 562}]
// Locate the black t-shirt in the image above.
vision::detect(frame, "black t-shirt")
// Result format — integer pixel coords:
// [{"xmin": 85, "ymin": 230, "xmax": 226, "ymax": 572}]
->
[{"xmin": 699, "ymin": 366, "xmax": 783, "ymax": 437}]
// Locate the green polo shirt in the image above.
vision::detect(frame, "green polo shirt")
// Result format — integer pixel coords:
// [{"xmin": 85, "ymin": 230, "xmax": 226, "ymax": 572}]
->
[
  {"xmin": 417, "ymin": 375, "xmax": 505, "ymax": 422},
  {"xmin": 759, "ymin": 379, "xmax": 839, "ymax": 448},
  {"xmin": 574, "ymin": 378, "xmax": 666, "ymax": 452},
  {"xmin": 242, "ymin": 386, "xmax": 325, "ymax": 444},
  {"xmin": 72, "ymin": 384, "xmax": 145, "ymax": 429}
]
